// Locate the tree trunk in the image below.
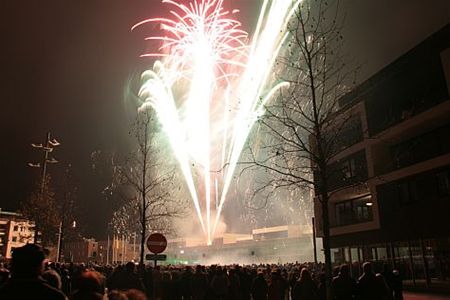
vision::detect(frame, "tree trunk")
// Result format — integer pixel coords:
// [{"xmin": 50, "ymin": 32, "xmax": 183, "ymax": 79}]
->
[
  {"xmin": 139, "ymin": 121, "xmax": 149, "ymax": 267},
  {"xmin": 321, "ymin": 193, "xmax": 333, "ymax": 300}
]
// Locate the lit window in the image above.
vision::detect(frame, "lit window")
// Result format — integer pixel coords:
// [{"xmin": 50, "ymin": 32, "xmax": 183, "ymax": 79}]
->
[{"xmin": 335, "ymin": 196, "xmax": 373, "ymax": 226}]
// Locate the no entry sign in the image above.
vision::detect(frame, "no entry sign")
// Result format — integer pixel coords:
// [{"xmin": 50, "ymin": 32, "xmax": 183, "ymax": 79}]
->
[{"xmin": 146, "ymin": 233, "xmax": 167, "ymax": 254}]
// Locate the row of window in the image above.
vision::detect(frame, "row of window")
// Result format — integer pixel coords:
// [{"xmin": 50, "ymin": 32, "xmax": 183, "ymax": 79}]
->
[
  {"xmin": 390, "ymin": 123, "xmax": 450, "ymax": 172},
  {"xmin": 333, "ymin": 196, "xmax": 373, "ymax": 227},
  {"xmin": 327, "ymin": 150, "xmax": 368, "ymax": 192},
  {"xmin": 13, "ymin": 225, "xmax": 30, "ymax": 232},
  {"xmin": 397, "ymin": 169, "xmax": 450, "ymax": 205}
]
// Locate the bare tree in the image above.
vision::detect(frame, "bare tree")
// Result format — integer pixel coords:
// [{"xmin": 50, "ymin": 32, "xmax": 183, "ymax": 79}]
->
[
  {"xmin": 57, "ymin": 164, "xmax": 80, "ymax": 262},
  {"xmin": 21, "ymin": 174, "xmax": 60, "ymax": 246},
  {"xmin": 243, "ymin": 1, "xmax": 358, "ymax": 298},
  {"xmin": 111, "ymin": 110, "xmax": 186, "ymax": 266}
]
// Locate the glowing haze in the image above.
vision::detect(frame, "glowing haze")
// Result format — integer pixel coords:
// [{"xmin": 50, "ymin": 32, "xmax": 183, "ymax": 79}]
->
[{"xmin": 133, "ymin": 0, "xmax": 301, "ymax": 244}]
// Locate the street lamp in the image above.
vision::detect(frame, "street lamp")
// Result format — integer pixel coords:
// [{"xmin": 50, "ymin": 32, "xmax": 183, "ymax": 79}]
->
[{"xmin": 28, "ymin": 132, "xmax": 61, "ymax": 244}]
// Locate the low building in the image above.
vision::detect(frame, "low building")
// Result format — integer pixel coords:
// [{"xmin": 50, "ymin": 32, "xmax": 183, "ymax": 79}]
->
[
  {"xmin": 64, "ymin": 238, "xmax": 98, "ymax": 263},
  {"xmin": 165, "ymin": 224, "xmax": 320, "ymax": 265},
  {"xmin": 0, "ymin": 209, "xmax": 35, "ymax": 260}
]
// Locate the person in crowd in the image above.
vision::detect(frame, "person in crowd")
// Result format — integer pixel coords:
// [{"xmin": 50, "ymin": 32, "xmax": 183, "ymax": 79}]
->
[
  {"xmin": 71, "ymin": 270, "xmax": 105, "ymax": 300},
  {"xmin": 43, "ymin": 269, "xmax": 63, "ymax": 290},
  {"xmin": 331, "ymin": 264, "xmax": 356, "ymax": 300},
  {"xmin": 381, "ymin": 264, "xmax": 395, "ymax": 300},
  {"xmin": 161, "ymin": 271, "xmax": 172, "ymax": 300},
  {"xmin": 316, "ymin": 273, "xmax": 326, "ymax": 300},
  {"xmin": 0, "ymin": 264, "xmax": 10, "ymax": 286},
  {"xmin": 228, "ymin": 268, "xmax": 241, "ymax": 300},
  {"xmin": 125, "ymin": 288, "xmax": 148, "ymax": 300},
  {"xmin": 356, "ymin": 262, "xmax": 389, "ymax": 300},
  {"xmin": 108, "ymin": 289, "xmax": 129, "ymax": 300},
  {"xmin": 153, "ymin": 265, "xmax": 163, "ymax": 300},
  {"xmin": 0, "ymin": 244, "xmax": 67, "ymax": 299},
  {"xmin": 268, "ymin": 269, "xmax": 282, "ymax": 300},
  {"xmin": 143, "ymin": 265, "xmax": 154, "ymax": 299},
  {"xmin": 391, "ymin": 269, "xmax": 403, "ymax": 300},
  {"xmin": 191, "ymin": 265, "xmax": 208, "ymax": 300},
  {"xmin": 292, "ymin": 268, "xmax": 318, "ymax": 300},
  {"xmin": 181, "ymin": 266, "xmax": 194, "ymax": 300},
  {"xmin": 171, "ymin": 269, "xmax": 183, "ymax": 300},
  {"xmin": 108, "ymin": 262, "xmax": 145, "ymax": 292},
  {"xmin": 210, "ymin": 266, "xmax": 229, "ymax": 299},
  {"xmin": 251, "ymin": 269, "xmax": 268, "ymax": 300},
  {"xmin": 238, "ymin": 267, "xmax": 252, "ymax": 300}
]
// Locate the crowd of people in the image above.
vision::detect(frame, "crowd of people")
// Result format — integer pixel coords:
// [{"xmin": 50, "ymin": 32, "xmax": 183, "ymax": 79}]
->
[{"xmin": 0, "ymin": 244, "xmax": 403, "ymax": 300}]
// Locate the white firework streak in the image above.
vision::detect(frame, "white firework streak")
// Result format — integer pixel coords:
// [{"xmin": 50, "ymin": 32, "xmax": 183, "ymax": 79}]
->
[
  {"xmin": 138, "ymin": 61, "xmax": 206, "ymax": 234},
  {"xmin": 212, "ymin": 0, "xmax": 301, "ymax": 239}
]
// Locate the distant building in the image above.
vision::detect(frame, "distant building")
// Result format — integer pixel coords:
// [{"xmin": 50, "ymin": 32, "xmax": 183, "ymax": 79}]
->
[
  {"xmin": 64, "ymin": 238, "xmax": 98, "ymax": 263},
  {"xmin": 166, "ymin": 224, "xmax": 320, "ymax": 265},
  {"xmin": 97, "ymin": 235, "xmax": 138, "ymax": 264},
  {"xmin": 0, "ymin": 209, "xmax": 35, "ymax": 260},
  {"xmin": 313, "ymin": 25, "xmax": 450, "ymax": 283}
]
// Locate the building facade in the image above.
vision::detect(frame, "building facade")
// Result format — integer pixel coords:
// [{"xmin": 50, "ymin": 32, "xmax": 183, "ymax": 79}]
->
[
  {"xmin": 165, "ymin": 225, "xmax": 321, "ymax": 265},
  {"xmin": 0, "ymin": 209, "xmax": 35, "ymax": 260},
  {"xmin": 314, "ymin": 25, "xmax": 450, "ymax": 284},
  {"xmin": 64, "ymin": 238, "xmax": 99, "ymax": 263}
]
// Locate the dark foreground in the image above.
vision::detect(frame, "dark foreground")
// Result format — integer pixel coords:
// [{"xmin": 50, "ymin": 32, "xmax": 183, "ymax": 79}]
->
[
  {"xmin": 1, "ymin": 244, "xmax": 448, "ymax": 300},
  {"xmin": 404, "ymin": 292, "xmax": 450, "ymax": 300}
]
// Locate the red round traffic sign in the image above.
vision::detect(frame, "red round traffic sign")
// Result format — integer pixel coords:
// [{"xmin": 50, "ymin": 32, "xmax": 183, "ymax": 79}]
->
[{"xmin": 146, "ymin": 233, "xmax": 167, "ymax": 254}]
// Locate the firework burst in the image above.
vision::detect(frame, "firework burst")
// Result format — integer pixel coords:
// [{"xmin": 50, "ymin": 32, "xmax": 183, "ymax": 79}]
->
[{"xmin": 134, "ymin": 0, "xmax": 301, "ymax": 244}]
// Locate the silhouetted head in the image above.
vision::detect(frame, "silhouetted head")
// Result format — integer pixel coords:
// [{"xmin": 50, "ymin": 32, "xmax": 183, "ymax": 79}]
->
[
  {"xmin": 42, "ymin": 269, "xmax": 62, "ymax": 290},
  {"xmin": 125, "ymin": 289, "xmax": 148, "ymax": 300},
  {"xmin": 299, "ymin": 268, "xmax": 312, "ymax": 282},
  {"xmin": 126, "ymin": 261, "xmax": 136, "ymax": 273},
  {"xmin": 383, "ymin": 263, "xmax": 391, "ymax": 273},
  {"xmin": 76, "ymin": 270, "xmax": 105, "ymax": 294},
  {"xmin": 108, "ymin": 290, "xmax": 128, "ymax": 300},
  {"xmin": 11, "ymin": 244, "xmax": 46, "ymax": 278},
  {"xmin": 362, "ymin": 262, "xmax": 373, "ymax": 274},
  {"xmin": 339, "ymin": 264, "xmax": 349, "ymax": 277}
]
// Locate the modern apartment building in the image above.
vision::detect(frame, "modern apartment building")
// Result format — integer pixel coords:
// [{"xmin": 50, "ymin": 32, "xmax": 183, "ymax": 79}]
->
[{"xmin": 314, "ymin": 24, "xmax": 450, "ymax": 284}]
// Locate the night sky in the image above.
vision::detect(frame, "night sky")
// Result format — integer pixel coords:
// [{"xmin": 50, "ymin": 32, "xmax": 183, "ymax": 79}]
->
[{"xmin": 1, "ymin": 0, "xmax": 449, "ymax": 239}]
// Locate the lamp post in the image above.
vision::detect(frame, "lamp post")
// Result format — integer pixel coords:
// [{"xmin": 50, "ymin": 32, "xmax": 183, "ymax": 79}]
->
[
  {"xmin": 57, "ymin": 218, "xmax": 76, "ymax": 263},
  {"xmin": 28, "ymin": 132, "xmax": 61, "ymax": 244}
]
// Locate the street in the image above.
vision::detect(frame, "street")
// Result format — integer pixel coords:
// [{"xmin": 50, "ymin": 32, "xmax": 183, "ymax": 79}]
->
[{"xmin": 405, "ymin": 292, "xmax": 450, "ymax": 300}]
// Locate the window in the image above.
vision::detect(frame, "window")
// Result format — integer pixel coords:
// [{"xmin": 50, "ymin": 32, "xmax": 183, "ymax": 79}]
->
[
  {"xmin": 12, "ymin": 237, "xmax": 17, "ymax": 242},
  {"xmin": 13, "ymin": 226, "xmax": 18, "ymax": 231},
  {"xmin": 335, "ymin": 201, "xmax": 353, "ymax": 226},
  {"xmin": 335, "ymin": 196, "xmax": 373, "ymax": 226},
  {"xmin": 342, "ymin": 158, "xmax": 356, "ymax": 180},
  {"xmin": 436, "ymin": 170, "xmax": 450, "ymax": 196},
  {"xmin": 354, "ymin": 198, "xmax": 373, "ymax": 222},
  {"xmin": 398, "ymin": 180, "xmax": 419, "ymax": 205}
]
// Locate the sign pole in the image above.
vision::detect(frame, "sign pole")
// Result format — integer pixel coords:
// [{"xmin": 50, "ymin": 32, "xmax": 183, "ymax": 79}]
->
[{"xmin": 312, "ymin": 217, "xmax": 318, "ymax": 264}]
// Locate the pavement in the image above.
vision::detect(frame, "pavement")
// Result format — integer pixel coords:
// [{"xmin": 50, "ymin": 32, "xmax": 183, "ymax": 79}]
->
[{"xmin": 404, "ymin": 292, "xmax": 450, "ymax": 300}]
